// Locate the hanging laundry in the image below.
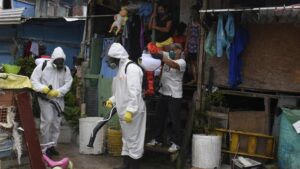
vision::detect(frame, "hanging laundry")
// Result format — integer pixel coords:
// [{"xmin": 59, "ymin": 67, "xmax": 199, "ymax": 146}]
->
[
  {"xmin": 228, "ymin": 26, "xmax": 249, "ymax": 88},
  {"xmin": 122, "ymin": 21, "xmax": 129, "ymax": 46},
  {"xmin": 23, "ymin": 41, "xmax": 32, "ymax": 57},
  {"xmin": 30, "ymin": 42, "xmax": 39, "ymax": 56},
  {"xmin": 225, "ymin": 13, "xmax": 235, "ymax": 58},
  {"xmin": 140, "ymin": 20, "xmax": 145, "ymax": 50},
  {"xmin": 124, "ymin": 15, "xmax": 142, "ymax": 61},
  {"xmin": 216, "ymin": 14, "xmax": 227, "ymax": 57},
  {"xmin": 138, "ymin": 2, "xmax": 152, "ymax": 24},
  {"xmin": 204, "ymin": 24, "xmax": 216, "ymax": 57}
]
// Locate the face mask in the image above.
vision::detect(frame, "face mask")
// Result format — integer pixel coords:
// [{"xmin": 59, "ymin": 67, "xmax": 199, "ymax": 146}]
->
[
  {"xmin": 106, "ymin": 57, "xmax": 120, "ymax": 69},
  {"xmin": 169, "ymin": 50, "xmax": 176, "ymax": 60},
  {"xmin": 52, "ymin": 58, "xmax": 65, "ymax": 71}
]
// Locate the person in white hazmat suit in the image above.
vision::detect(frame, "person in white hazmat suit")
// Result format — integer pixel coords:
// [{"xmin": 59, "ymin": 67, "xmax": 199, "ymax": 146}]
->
[
  {"xmin": 30, "ymin": 47, "xmax": 73, "ymax": 157},
  {"xmin": 104, "ymin": 43, "xmax": 146, "ymax": 169}
]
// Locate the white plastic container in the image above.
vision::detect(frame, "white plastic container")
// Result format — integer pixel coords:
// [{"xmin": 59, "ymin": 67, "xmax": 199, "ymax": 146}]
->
[
  {"xmin": 192, "ymin": 134, "xmax": 222, "ymax": 169},
  {"xmin": 79, "ymin": 117, "xmax": 105, "ymax": 154}
]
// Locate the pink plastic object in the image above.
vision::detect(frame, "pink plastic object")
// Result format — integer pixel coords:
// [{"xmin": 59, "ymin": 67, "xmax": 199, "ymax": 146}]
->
[{"xmin": 43, "ymin": 154, "xmax": 70, "ymax": 169}]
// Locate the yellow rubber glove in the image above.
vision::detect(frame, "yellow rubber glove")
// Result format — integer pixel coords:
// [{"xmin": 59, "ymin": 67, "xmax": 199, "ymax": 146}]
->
[
  {"xmin": 124, "ymin": 111, "xmax": 133, "ymax": 123},
  {"xmin": 104, "ymin": 100, "xmax": 113, "ymax": 108},
  {"xmin": 41, "ymin": 86, "xmax": 50, "ymax": 94},
  {"xmin": 47, "ymin": 90, "xmax": 60, "ymax": 98}
]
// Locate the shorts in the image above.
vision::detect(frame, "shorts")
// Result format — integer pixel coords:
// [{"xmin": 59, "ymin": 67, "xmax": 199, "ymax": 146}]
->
[{"xmin": 156, "ymin": 37, "xmax": 173, "ymax": 48}]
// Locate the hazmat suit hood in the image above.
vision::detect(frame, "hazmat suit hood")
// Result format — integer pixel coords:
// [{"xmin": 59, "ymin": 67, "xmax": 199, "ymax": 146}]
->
[
  {"xmin": 51, "ymin": 47, "xmax": 66, "ymax": 61},
  {"xmin": 108, "ymin": 43, "xmax": 129, "ymax": 59},
  {"xmin": 107, "ymin": 43, "xmax": 129, "ymax": 69},
  {"xmin": 51, "ymin": 47, "xmax": 66, "ymax": 70}
]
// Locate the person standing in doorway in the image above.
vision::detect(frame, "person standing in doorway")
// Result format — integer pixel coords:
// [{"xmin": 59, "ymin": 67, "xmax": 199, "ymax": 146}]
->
[
  {"xmin": 185, "ymin": 15, "xmax": 200, "ymax": 85},
  {"xmin": 149, "ymin": 3, "xmax": 173, "ymax": 51}
]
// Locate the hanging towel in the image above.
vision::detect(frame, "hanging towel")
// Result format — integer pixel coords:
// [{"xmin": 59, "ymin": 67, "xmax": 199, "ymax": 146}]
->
[
  {"xmin": 216, "ymin": 15, "xmax": 227, "ymax": 57},
  {"xmin": 228, "ymin": 26, "xmax": 249, "ymax": 88},
  {"xmin": 204, "ymin": 25, "xmax": 217, "ymax": 57},
  {"xmin": 30, "ymin": 42, "xmax": 39, "ymax": 56},
  {"xmin": 225, "ymin": 14, "xmax": 235, "ymax": 59}
]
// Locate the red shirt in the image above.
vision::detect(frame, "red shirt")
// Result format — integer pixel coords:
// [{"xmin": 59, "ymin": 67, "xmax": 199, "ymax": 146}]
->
[{"xmin": 173, "ymin": 35, "xmax": 186, "ymax": 48}]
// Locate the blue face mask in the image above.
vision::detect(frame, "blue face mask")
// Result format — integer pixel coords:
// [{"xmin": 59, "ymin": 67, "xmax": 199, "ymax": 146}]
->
[{"xmin": 169, "ymin": 50, "xmax": 176, "ymax": 59}]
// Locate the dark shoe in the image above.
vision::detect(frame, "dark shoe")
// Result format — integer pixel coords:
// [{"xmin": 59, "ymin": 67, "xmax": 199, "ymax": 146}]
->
[
  {"xmin": 129, "ymin": 158, "xmax": 140, "ymax": 169},
  {"xmin": 49, "ymin": 147, "xmax": 60, "ymax": 156},
  {"xmin": 45, "ymin": 148, "xmax": 53, "ymax": 158},
  {"xmin": 113, "ymin": 156, "xmax": 130, "ymax": 169}
]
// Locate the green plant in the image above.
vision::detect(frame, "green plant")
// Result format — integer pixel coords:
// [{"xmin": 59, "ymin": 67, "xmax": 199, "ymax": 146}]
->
[
  {"xmin": 193, "ymin": 109, "xmax": 208, "ymax": 134},
  {"xmin": 16, "ymin": 57, "xmax": 36, "ymax": 77},
  {"xmin": 64, "ymin": 76, "xmax": 81, "ymax": 133},
  {"xmin": 64, "ymin": 106, "xmax": 80, "ymax": 132},
  {"xmin": 193, "ymin": 91, "xmax": 227, "ymax": 134},
  {"xmin": 204, "ymin": 91, "xmax": 226, "ymax": 108}
]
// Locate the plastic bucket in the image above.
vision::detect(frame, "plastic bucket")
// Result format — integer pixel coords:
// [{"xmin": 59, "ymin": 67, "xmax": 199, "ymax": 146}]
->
[
  {"xmin": 107, "ymin": 128, "xmax": 122, "ymax": 156},
  {"xmin": 79, "ymin": 117, "xmax": 105, "ymax": 154},
  {"xmin": 192, "ymin": 134, "xmax": 222, "ymax": 169}
]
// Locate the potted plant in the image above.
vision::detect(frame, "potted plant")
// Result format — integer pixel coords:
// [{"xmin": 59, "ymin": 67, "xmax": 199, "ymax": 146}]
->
[
  {"xmin": 64, "ymin": 77, "xmax": 81, "ymax": 128},
  {"xmin": 192, "ymin": 90, "xmax": 227, "ymax": 169},
  {"xmin": 62, "ymin": 77, "xmax": 81, "ymax": 143}
]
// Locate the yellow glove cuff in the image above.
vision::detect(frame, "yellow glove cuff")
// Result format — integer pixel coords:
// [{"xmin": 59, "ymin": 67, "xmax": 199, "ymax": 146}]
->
[{"xmin": 124, "ymin": 111, "xmax": 133, "ymax": 123}]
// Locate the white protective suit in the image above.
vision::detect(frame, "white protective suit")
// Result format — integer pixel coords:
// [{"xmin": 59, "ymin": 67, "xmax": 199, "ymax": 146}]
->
[
  {"xmin": 108, "ymin": 43, "xmax": 146, "ymax": 159},
  {"xmin": 30, "ymin": 47, "xmax": 73, "ymax": 146}
]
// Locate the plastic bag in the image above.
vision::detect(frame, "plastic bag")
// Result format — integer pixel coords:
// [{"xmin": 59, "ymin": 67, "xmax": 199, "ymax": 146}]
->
[{"xmin": 278, "ymin": 108, "xmax": 300, "ymax": 169}]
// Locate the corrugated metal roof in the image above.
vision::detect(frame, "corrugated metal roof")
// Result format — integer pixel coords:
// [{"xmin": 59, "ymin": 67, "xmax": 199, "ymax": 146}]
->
[{"xmin": 0, "ymin": 8, "xmax": 25, "ymax": 25}]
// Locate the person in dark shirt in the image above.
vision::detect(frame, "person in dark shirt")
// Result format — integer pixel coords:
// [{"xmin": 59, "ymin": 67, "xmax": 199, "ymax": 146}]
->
[{"xmin": 149, "ymin": 3, "xmax": 173, "ymax": 51}]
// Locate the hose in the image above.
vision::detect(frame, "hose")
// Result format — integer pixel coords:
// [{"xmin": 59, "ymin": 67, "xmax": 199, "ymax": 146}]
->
[{"xmin": 87, "ymin": 106, "xmax": 117, "ymax": 148}]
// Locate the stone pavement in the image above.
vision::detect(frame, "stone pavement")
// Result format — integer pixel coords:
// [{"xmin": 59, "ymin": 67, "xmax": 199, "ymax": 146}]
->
[
  {"xmin": 0, "ymin": 143, "xmax": 187, "ymax": 169},
  {"xmin": 57, "ymin": 143, "xmax": 177, "ymax": 169}
]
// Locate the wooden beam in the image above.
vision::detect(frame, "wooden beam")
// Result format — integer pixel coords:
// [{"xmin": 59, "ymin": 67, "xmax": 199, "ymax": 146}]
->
[
  {"xmin": 86, "ymin": 0, "xmax": 95, "ymax": 45},
  {"xmin": 178, "ymin": 1, "xmax": 208, "ymax": 169},
  {"xmin": 16, "ymin": 92, "xmax": 46, "ymax": 169},
  {"xmin": 264, "ymin": 97, "xmax": 271, "ymax": 134},
  {"xmin": 220, "ymin": 89, "xmax": 300, "ymax": 99},
  {"xmin": 196, "ymin": 0, "xmax": 208, "ymax": 111},
  {"xmin": 207, "ymin": 111, "xmax": 228, "ymax": 120},
  {"xmin": 35, "ymin": 0, "xmax": 41, "ymax": 17}
]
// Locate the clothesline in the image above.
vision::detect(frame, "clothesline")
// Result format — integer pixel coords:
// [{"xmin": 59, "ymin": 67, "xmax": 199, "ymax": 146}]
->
[{"xmin": 199, "ymin": 5, "xmax": 300, "ymax": 13}]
